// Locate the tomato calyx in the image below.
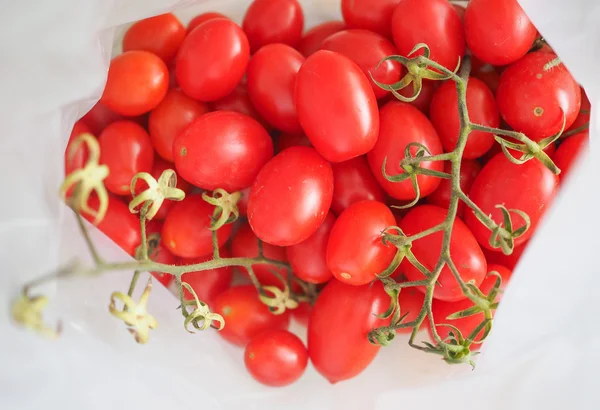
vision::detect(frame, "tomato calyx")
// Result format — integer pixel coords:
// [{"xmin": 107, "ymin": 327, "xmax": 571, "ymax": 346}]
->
[
  {"xmin": 129, "ymin": 168, "xmax": 186, "ymax": 221},
  {"xmin": 202, "ymin": 188, "xmax": 242, "ymax": 231},
  {"xmin": 179, "ymin": 282, "xmax": 225, "ymax": 332}
]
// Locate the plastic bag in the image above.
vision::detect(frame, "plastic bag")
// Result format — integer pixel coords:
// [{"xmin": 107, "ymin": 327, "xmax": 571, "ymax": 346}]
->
[{"xmin": 0, "ymin": 0, "xmax": 598, "ymax": 408}]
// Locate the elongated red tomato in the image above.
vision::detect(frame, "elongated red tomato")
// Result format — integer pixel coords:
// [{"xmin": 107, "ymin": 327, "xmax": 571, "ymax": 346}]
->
[
  {"xmin": 465, "ymin": 153, "xmax": 559, "ymax": 251},
  {"xmin": 391, "ymin": 0, "xmax": 465, "ymax": 71},
  {"xmin": 176, "ymin": 19, "xmax": 249, "ymax": 102},
  {"xmin": 427, "ymin": 160, "xmax": 481, "ymax": 218},
  {"xmin": 248, "ymin": 147, "xmax": 334, "ymax": 246},
  {"xmin": 297, "ymin": 20, "xmax": 346, "ymax": 57},
  {"xmin": 429, "ymin": 77, "xmax": 498, "ymax": 159},
  {"xmin": 331, "ymin": 156, "xmax": 386, "ymax": 215},
  {"xmin": 181, "ymin": 247, "xmax": 233, "ymax": 306},
  {"xmin": 187, "ymin": 12, "xmax": 229, "ymax": 33},
  {"xmin": 554, "ymin": 131, "xmax": 589, "ymax": 181},
  {"xmin": 123, "ymin": 13, "xmax": 186, "ymax": 65},
  {"xmin": 242, "ymin": 0, "xmax": 304, "ymax": 53},
  {"xmin": 295, "ymin": 50, "xmax": 379, "ymax": 162},
  {"xmin": 174, "ymin": 111, "xmax": 273, "ymax": 192},
  {"xmin": 321, "ymin": 29, "xmax": 402, "ymax": 99},
  {"xmin": 327, "ymin": 200, "xmax": 396, "ymax": 286},
  {"xmin": 465, "ymin": 0, "xmax": 537, "ymax": 66},
  {"xmin": 400, "ymin": 205, "xmax": 487, "ymax": 302},
  {"xmin": 367, "ymin": 101, "xmax": 443, "ymax": 200},
  {"xmin": 496, "ymin": 52, "xmax": 581, "ymax": 140},
  {"xmin": 247, "ymin": 44, "xmax": 304, "ymax": 134},
  {"xmin": 341, "ymin": 0, "xmax": 401, "ymax": 38},
  {"xmin": 308, "ymin": 279, "xmax": 390, "ymax": 383}
]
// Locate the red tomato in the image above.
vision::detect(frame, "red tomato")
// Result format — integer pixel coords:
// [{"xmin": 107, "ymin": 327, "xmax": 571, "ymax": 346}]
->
[
  {"xmin": 427, "ymin": 160, "xmax": 482, "ymax": 217},
  {"xmin": 238, "ymin": 187, "xmax": 250, "ymax": 217},
  {"xmin": 453, "ymin": 4, "xmax": 466, "ymax": 20},
  {"xmin": 187, "ymin": 12, "xmax": 229, "ymax": 33},
  {"xmin": 247, "ymin": 44, "xmax": 304, "ymax": 134},
  {"xmin": 245, "ymin": 329, "xmax": 308, "ymax": 387},
  {"xmin": 180, "ymin": 247, "xmax": 233, "ymax": 306},
  {"xmin": 242, "ymin": 0, "xmax": 304, "ymax": 53},
  {"xmin": 567, "ymin": 87, "xmax": 590, "ymax": 132},
  {"xmin": 162, "ymin": 194, "xmax": 234, "ymax": 258},
  {"xmin": 341, "ymin": 0, "xmax": 401, "ymax": 38},
  {"xmin": 101, "ymin": 51, "xmax": 168, "ymax": 116},
  {"xmin": 397, "ymin": 79, "xmax": 439, "ymax": 115},
  {"xmin": 291, "ymin": 301, "xmax": 312, "ymax": 326},
  {"xmin": 321, "ymin": 29, "xmax": 402, "ymax": 100},
  {"xmin": 214, "ymin": 285, "xmax": 290, "ymax": 346},
  {"xmin": 286, "ymin": 212, "xmax": 335, "ymax": 284},
  {"xmin": 99, "ymin": 121, "xmax": 154, "ymax": 196},
  {"xmin": 176, "ymin": 19, "xmax": 249, "ymax": 102},
  {"xmin": 297, "ymin": 20, "xmax": 346, "ymax": 57},
  {"xmin": 148, "ymin": 236, "xmax": 177, "ymax": 288},
  {"xmin": 483, "ymin": 242, "xmax": 527, "ymax": 271},
  {"xmin": 554, "ymin": 131, "xmax": 589, "ymax": 181},
  {"xmin": 496, "ymin": 52, "xmax": 581, "ymax": 140},
  {"xmin": 64, "ymin": 120, "xmax": 93, "ymax": 177},
  {"xmin": 81, "ymin": 102, "xmax": 125, "ymax": 136},
  {"xmin": 472, "ymin": 64, "xmax": 501, "ymax": 96},
  {"xmin": 330, "ymin": 156, "xmax": 386, "ymax": 215},
  {"xmin": 148, "ymin": 89, "xmax": 210, "ymax": 162},
  {"xmin": 276, "ymin": 134, "xmax": 312, "ymax": 152},
  {"xmin": 308, "ymin": 279, "xmax": 390, "ymax": 383},
  {"xmin": 391, "ymin": 0, "xmax": 465, "ymax": 71},
  {"xmin": 465, "ymin": 0, "xmax": 537, "ymax": 66},
  {"xmin": 123, "ymin": 13, "xmax": 186, "ymax": 65},
  {"xmin": 327, "ymin": 200, "xmax": 396, "ymax": 286},
  {"xmin": 394, "ymin": 286, "xmax": 426, "ymax": 334},
  {"xmin": 211, "ymin": 83, "xmax": 270, "ymax": 130},
  {"xmin": 295, "ymin": 50, "xmax": 379, "ymax": 162},
  {"xmin": 465, "ymin": 153, "xmax": 559, "ymax": 251},
  {"xmin": 248, "ymin": 147, "xmax": 334, "ymax": 246},
  {"xmin": 400, "ymin": 205, "xmax": 487, "ymax": 302},
  {"xmin": 174, "ymin": 111, "xmax": 273, "ymax": 192},
  {"xmin": 430, "ymin": 77, "xmax": 499, "ymax": 159},
  {"xmin": 367, "ymin": 101, "xmax": 444, "ymax": 200}
]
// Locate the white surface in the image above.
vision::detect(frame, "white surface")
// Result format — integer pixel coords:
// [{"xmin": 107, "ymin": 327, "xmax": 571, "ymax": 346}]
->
[{"xmin": 0, "ymin": 0, "xmax": 598, "ymax": 409}]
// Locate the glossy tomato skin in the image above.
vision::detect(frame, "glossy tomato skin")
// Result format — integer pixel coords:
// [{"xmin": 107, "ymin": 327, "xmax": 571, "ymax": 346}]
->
[
  {"xmin": 174, "ymin": 111, "xmax": 273, "ymax": 192},
  {"xmin": 176, "ymin": 19, "xmax": 250, "ymax": 102},
  {"xmin": 367, "ymin": 101, "xmax": 444, "ymax": 200},
  {"xmin": 295, "ymin": 50, "xmax": 379, "ymax": 163},
  {"xmin": 148, "ymin": 89, "xmax": 210, "ymax": 162},
  {"xmin": 465, "ymin": 153, "xmax": 559, "ymax": 251},
  {"xmin": 181, "ymin": 247, "xmax": 234, "ymax": 306},
  {"xmin": 244, "ymin": 329, "xmax": 308, "ymax": 387},
  {"xmin": 400, "ymin": 205, "xmax": 487, "ymax": 302},
  {"xmin": 162, "ymin": 194, "xmax": 233, "ymax": 258},
  {"xmin": 341, "ymin": 0, "xmax": 401, "ymax": 38},
  {"xmin": 248, "ymin": 146, "xmax": 334, "ymax": 246},
  {"xmin": 247, "ymin": 44, "xmax": 304, "ymax": 134},
  {"xmin": 496, "ymin": 52, "xmax": 581, "ymax": 140},
  {"xmin": 123, "ymin": 13, "xmax": 186, "ymax": 65},
  {"xmin": 187, "ymin": 12, "xmax": 229, "ymax": 33},
  {"xmin": 214, "ymin": 285, "xmax": 290, "ymax": 346},
  {"xmin": 211, "ymin": 83, "xmax": 270, "ymax": 130},
  {"xmin": 276, "ymin": 134, "xmax": 312, "ymax": 152},
  {"xmin": 429, "ymin": 77, "xmax": 499, "ymax": 159},
  {"xmin": 392, "ymin": 0, "xmax": 465, "ymax": 71},
  {"xmin": 465, "ymin": 0, "xmax": 537, "ymax": 66},
  {"xmin": 308, "ymin": 279, "xmax": 390, "ymax": 383},
  {"xmin": 330, "ymin": 156, "xmax": 386, "ymax": 215},
  {"xmin": 101, "ymin": 51, "xmax": 169, "ymax": 116},
  {"xmin": 297, "ymin": 20, "xmax": 346, "ymax": 57},
  {"xmin": 567, "ymin": 87, "xmax": 590, "ymax": 132},
  {"xmin": 554, "ymin": 131, "xmax": 589, "ymax": 181},
  {"xmin": 242, "ymin": 0, "xmax": 304, "ymax": 53},
  {"xmin": 99, "ymin": 121, "xmax": 154, "ymax": 196},
  {"xmin": 64, "ymin": 120, "xmax": 93, "ymax": 177},
  {"xmin": 427, "ymin": 160, "xmax": 481, "ymax": 218},
  {"xmin": 327, "ymin": 200, "xmax": 397, "ymax": 286},
  {"xmin": 321, "ymin": 29, "xmax": 402, "ymax": 100}
]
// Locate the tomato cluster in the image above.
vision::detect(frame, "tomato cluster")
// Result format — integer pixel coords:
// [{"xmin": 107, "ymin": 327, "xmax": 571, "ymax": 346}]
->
[{"xmin": 64, "ymin": 0, "xmax": 589, "ymax": 387}]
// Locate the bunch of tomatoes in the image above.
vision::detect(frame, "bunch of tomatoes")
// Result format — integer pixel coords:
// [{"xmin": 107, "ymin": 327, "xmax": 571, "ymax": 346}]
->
[{"xmin": 64, "ymin": 0, "xmax": 589, "ymax": 388}]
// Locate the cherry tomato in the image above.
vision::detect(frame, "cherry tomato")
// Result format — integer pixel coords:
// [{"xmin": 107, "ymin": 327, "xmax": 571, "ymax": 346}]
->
[
  {"xmin": 395, "ymin": 286, "xmax": 426, "ymax": 334},
  {"xmin": 465, "ymin": 0, "xmax": 537, "ymax": 66},
  {"xmin": 330, "ymin": 156, "xmax": 386, "ymax": 215},
  {"xmin": 174, "ymin": 111, "xmax": 273, "ymax": 192},
  {"xmin": 567, "ymin": 87, "xmax": 590, "ymax": 132},
  {"xmin": 64, "ymin": 120, "xmax": 93, "ymax": 177},
  {"xmin": 391, "ymin": 0, "xmax": 465, "ymax": 71},
  {"xmin": 148, "ymin": 89, "xmax": 210, "ymax": 162},
  {"xmin": 399, "ymin": 205, "xmax": 487, "ymax": 302},
  {"xmin": 181, "ymin": 247, "xmax": 233, "ymax": 306},
  {"xmin": 496, "ymin": 52, "xmax": 581, "ymax": 140},
  {"xmin": 321, "ymin": 29, "xmax": 402, "ymax": 100},
  {"xmin": 297, "ymin": 20, "xmax": 346, "ymax": 57},
  {"xmin": 327, "ymin": 200, "xmax": 396, "ymax": 286},
  {"xmin": 465, "ymin": 153, "xmax": 559, "ymax": 251},
  {"xmin": 248, "ymin": 146, "xmax": 334, "ymax": 246},
  {"xmin": 427, "ymin": 160, "xmax": 481, "ymax": 218},
  {"xmin": 397, "ymin": 79, "xmax": 439, "ymax": 115},
  {"xmin": 81, "ymin": 102, "xmax": 125, "ymax": 136},
  {"xmin": 295, "ymin": 50, "xmax": 379, "ymax": 162},
  {"xmin": 276, "ymin": 134, "xmax": 312, "ymax": 152},
  {"xmin": 213, "ymin": 285, "xmax": 290, "ymax": 346},
  {"xmin": 231, "ymin": 222, "xmax": 288, "ymax": 288},
  {"xmin": 242, "ymin": 0, "xmax": 304, "ymax": 53},
  {"xmin": 308, "ymin": 279, "xmax": 390, "ymax": 384},
  {"xmin": 430, "ymin": 77, "xmax": 499, "ymax": 159},
  {"xmin": 101, "ymin": 51, "xmax": 168, "ymax": 116},
  {"xmin": 162, "ymin": 194, "xmax": 233, "ymax": 258},
  {"xmin": 176, "ymin": 19, "xmax": 249, "ymax": 102},
  {"xmin": 123, "ymin": 13, "xmax": 185, "ymax": 65},
  {"xmin": 247, "ymin": 44, "xmax": 304, "ymax": 134},
  {"xmin": 99, "ymin": 121, "xmax": 154, "ymax": 196},
  {"xmin": 341, "ymin": 0, "xmax": 401, "ymax": 38},
  {"xmin": 482, "ymin": 242, "xmax": 527, "ymax": 271},
  {"xmin": 554, "ymin": 131, "xmax": 589, "ymax": 181},
  {"xmin": 291, "ymin": 301, "xmax": 312, "ymax": 326},
  {"xmin": 367, "ymin": 101, "xmax": 444, "ymax": 201},
  {"xmin": 187, "ymin": 12, "xmax": 229, "ymax": 33},
  {"xmin": 244, "ymin": 329, "xmax": 308, "ymax": 387},
  {"xmin": 211, "ymin": 83, "xmax": 270, "ymax": 131}
]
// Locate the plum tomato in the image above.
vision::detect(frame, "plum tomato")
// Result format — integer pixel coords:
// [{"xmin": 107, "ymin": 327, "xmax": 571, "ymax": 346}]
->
[
  {"xmin": 181, "ymin": 247, "xmax": 234, "ymax": 306},
  {"xmin": 330, "ymin": 156, "xmax": 386, "ymax": 215},
  {"xmin": 187, "ymin": 12, "xmax": 229, "ymax": 33},
  {"xmin": 296, "ymin": 20, "xmax": 346, "ymax": 57},
  {"xmin": 242, "ymin": 0, "xmax": 304, "ymax": 53},
  {"xmin": 427, "ymin": 160, "xmax": 482, "ymax": 218},
  {"xmin": 554, "ymin": 131, "xmax": 589, "ymax": 181},
  {"xmin": 341, "ymin": 0, "xmax": 401, "ymax": 38}
]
